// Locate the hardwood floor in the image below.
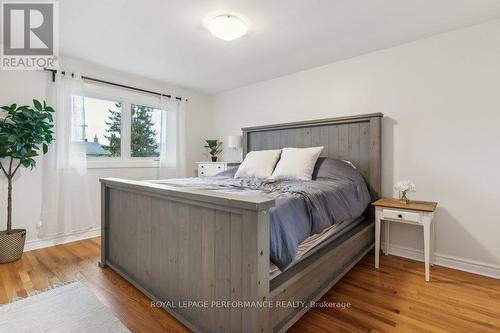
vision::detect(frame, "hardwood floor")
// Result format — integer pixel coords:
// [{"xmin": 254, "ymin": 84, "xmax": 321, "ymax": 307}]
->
[{"xmin": 1, "ymin": 238, "xmax": 500, "ymax": 333}]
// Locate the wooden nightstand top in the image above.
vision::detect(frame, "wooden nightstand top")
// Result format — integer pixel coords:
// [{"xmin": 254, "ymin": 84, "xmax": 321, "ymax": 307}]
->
[{"xmin": 372, "ymin": 198, "xmax": 438, "ymax": 212}]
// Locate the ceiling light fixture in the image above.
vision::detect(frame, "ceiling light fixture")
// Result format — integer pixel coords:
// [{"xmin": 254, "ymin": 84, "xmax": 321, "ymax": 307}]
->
[{"xmin": 208, "ymin": 15, "xmax": 247, "ymax": 41}]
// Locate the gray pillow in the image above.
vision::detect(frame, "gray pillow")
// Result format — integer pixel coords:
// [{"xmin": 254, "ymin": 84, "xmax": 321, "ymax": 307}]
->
[
  {"xmin": 215, "ymin": 166, "xmax": 238, "ymax": 178},
  {"xmin": 312, "ymin": 157, "xmax": 365, "ymax": 183}
]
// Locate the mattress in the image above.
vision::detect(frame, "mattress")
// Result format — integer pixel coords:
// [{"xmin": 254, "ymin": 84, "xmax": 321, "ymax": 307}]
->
[{"xmin": 269, "ymin": 216, "xmax": 365, "ymax": 278}]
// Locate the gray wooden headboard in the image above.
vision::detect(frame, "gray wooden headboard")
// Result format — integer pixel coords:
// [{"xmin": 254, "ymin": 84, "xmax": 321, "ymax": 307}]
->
[{"xmin": 241, "ymin": 113, "xmax": 383, "ymax": 199}]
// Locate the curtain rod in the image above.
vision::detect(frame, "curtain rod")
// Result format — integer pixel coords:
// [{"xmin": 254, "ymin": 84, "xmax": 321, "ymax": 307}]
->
[{"xmin": 43, "ymin": 68, "xmax": 187, "ymax": 102}]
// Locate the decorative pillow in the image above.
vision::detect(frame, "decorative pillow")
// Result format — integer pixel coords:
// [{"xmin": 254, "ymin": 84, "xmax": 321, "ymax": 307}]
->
[
  {"xmin": 271, "ymin": 147, "xmax": 324, "ymax": 181},
  {"xmin": 234, "ymin": 149, "xmax": 282, "ymax": 178},
  {"xmin": 312, "ymin": 157, "xmax": 363, "ymax": 182},
  {"xmin": 216, "ymin": 166, "xmax": 238, "ymax": 178}
]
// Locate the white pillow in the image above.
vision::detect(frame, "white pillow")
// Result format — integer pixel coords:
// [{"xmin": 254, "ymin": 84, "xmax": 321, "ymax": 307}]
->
[
  {"xmin": 234, "ymin": 149, "xmax": 282, "ymax": 178},
  {"xmin": 271, "ymin": 147, "xmax": 324, "ymax": 181}
]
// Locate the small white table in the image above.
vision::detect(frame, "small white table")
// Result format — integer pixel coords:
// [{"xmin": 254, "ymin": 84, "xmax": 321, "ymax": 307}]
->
[{"xmin": 372, "ymin": 198, "xmax": 438, "ymax": 282}]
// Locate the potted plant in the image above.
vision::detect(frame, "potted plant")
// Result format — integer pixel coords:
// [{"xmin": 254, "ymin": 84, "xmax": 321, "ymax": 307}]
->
[
  {"xmin": 204, "ymin": 139, "xmax": 222, "ymax": 162},
  {"xmin": 0, "ymin": 100, "xmax": 54, "ymax": 263}
]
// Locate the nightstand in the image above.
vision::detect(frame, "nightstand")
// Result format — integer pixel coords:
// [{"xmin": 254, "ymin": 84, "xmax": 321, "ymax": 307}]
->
[
  {"xmin": 197, "ymin": 161, "xmax": 240, "ymax": 177},
  {"xmin": 372, "ymin": 198, "xmax": 438, "ymax": 282}
]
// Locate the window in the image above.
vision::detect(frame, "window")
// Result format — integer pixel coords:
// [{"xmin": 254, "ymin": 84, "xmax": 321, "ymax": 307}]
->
[
  {"xmin": 130, "ymin": 104, "xmax": 162, "ymax": 158},
  {"xmin": 73, "ymin": 84, "xmax": 170, "ymax": 168},
  {"xmin": 81, "ymin": 97, "xmax": 122, "ymax": 157}
]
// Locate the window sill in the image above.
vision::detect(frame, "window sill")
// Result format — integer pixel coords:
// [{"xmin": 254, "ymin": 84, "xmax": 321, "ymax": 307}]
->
[{"xmin": 87, "ymin": 160, "xmax": 160, "ymax": 169}]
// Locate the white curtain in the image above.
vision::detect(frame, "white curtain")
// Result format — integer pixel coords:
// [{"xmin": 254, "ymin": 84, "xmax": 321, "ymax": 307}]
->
[
  {"xmin": 158, "ymin": 96, "xmax": 186, "ymax": 179},
  {"xmin": 39, "ymin": 74, "xmax": 97, "ymax": 237}
]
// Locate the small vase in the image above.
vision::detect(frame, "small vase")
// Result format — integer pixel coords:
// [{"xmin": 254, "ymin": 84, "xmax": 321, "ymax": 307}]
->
[
  {"xmin": 211, "ymin": 156, "xmax": 217, "ymax": 162},
  {"xmin": 399, "ymin": 191, "xmax": 410, "ymax": 204}
]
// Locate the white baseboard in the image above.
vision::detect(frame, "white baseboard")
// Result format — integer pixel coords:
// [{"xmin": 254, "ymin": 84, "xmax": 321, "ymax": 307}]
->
[
  {"xmin": 383, "ymin": 242, "xmax": 500, "ymax": 280},
  {"xmin": 24, "ymin": 228, "xmax": 101, "ymax": 252}
]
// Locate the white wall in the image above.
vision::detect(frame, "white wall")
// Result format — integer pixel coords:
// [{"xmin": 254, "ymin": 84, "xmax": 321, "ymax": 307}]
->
[
  {"xmin": 0, "ymin": 57, "xmax": 213, "ymax": 246},
  {"xmin": 213, "ymin": 20, "xmax": 500, "ymax": 275}
]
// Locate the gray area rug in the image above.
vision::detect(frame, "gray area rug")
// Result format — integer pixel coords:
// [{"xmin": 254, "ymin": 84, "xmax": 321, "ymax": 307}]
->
[{"xmin": 0, "ymin": 281, "xmax": 130, "ymax": 332}]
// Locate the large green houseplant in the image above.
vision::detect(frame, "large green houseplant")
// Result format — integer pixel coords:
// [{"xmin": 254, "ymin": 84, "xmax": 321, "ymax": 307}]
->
[{"xmin": 0, "ymin": 100, "xmax": 54, "ymax": 263}]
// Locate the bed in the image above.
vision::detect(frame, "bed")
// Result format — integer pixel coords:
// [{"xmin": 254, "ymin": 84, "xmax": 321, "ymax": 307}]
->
[{"xmin": 99, "ymin": 113, "xmax": 382, "ymax": 333}]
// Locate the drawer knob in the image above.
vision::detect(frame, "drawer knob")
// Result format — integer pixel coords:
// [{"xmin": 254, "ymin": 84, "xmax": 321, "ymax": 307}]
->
[
  {"xmin": 218, "ymin": 166, "xmax": 221, "ymax": 169},
  {"xmin": 397, "ymin": 214, "xmax": 403, "ymax": 218},
  {"xmin": 201, "ymin": 165, "xmax": 204, "ymax": 168},
  {"xmin": 201, "ymin": 171, "xmax": 204, "ymax": 175}
]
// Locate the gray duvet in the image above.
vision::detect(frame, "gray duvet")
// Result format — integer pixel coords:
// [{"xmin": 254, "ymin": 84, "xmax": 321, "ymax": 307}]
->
[{"xmin": 152, "ymin": 159, "xmax": 371, "ymax": 271}]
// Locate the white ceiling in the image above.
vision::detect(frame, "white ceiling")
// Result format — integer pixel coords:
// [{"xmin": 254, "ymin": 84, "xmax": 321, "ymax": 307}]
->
[{"xmin": 60, "ymin": 0, "xmax": 500, "ymax": 94}]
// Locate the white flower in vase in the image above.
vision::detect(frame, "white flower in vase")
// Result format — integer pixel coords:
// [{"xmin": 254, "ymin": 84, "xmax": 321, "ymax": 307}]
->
[{"xmin": 394, "ymin": 180, "xmax": 416, "ymax": 204}]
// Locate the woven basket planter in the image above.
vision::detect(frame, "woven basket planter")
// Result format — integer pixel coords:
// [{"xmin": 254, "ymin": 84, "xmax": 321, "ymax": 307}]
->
[{"xmin": 0, "ymin": 229, "xmax": 26, "ymax": 263}]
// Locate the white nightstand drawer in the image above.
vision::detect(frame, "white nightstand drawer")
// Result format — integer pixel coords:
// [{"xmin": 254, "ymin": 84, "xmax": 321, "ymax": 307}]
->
[
  {"xmin": 198, "ymin": 165, "xmax": 222, "ymax": 176},
  {"xmin": 200, "ymin": 163, "xmax": 224, "ymax": 171},
  {"xmin": 197, "ymin": 162, "xmax": 240, "ymax": 177},
  {"xmin": 197, "ymin": 162, "xmax": 231, "ymax": 177},
  {"xmin": 381, "ymin": 209, "xmax": 421, "ymax": 223}
]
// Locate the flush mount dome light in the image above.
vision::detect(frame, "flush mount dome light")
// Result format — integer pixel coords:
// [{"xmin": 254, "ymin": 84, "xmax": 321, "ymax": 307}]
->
[{"xmin": 208, "ymin": 15, "xmax": 247, "ymax": 41}]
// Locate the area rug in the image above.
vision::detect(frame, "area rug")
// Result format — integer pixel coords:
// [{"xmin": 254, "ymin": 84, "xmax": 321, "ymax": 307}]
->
[{"xmin": 0, "ymin": 281, "xmax": 130, "ymax": 332}]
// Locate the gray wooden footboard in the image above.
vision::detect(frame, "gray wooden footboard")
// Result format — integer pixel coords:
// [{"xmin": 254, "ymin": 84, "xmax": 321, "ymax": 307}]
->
[
  {"xmin": 100, "ymin": 178, "xmax": 276, "ymax": 333},
  {"xmin": 100, "ymin": 177, "xmax": 375, "ymax": 333}
]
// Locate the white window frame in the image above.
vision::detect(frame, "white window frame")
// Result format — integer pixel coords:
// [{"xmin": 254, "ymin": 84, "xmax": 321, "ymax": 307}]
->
[{"xmin": 81, "ymin": 83, "xmax": 165, "ymax": 169}]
